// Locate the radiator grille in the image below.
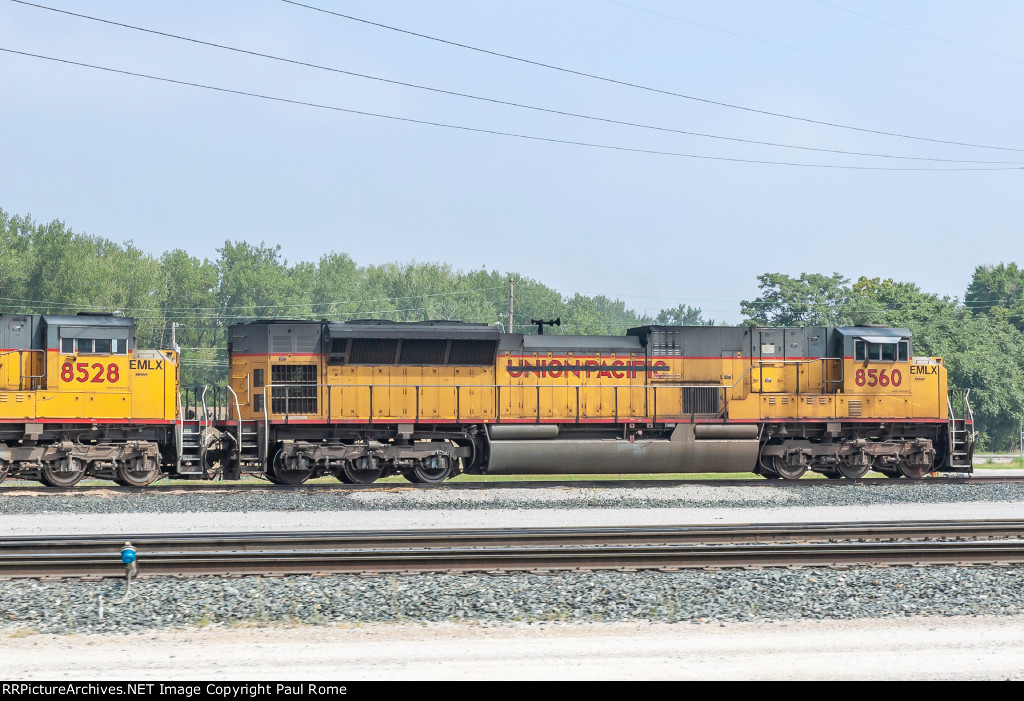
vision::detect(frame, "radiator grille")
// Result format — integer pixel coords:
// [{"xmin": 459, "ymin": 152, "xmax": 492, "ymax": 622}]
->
[
  {"xmin": 448, "ymin": 340, "xmax": 496, "ymax": 365},
  {"xmin": 848, "ymin": 400, "xmax": 862, "ymax": 417},
  {"xmin": 350, "ymin": 339, "xmax": 399, "ymax": 365},
  {"xmin": 400, "ymin": 339, "xmax": 447, "ymax": 364}
]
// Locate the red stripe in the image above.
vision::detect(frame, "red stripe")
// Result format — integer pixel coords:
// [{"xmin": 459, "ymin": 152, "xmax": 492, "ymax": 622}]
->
[
  {"xmin": 0, "ymin": 418, "xmax": 175, "ymax": 425},
  {"xmin": 257, "ymin": 416, "xmax": 949, "ymax": 426},
  {"xmin": 231, "ymin": 352, "xmax": 321, "ymax": 358}
]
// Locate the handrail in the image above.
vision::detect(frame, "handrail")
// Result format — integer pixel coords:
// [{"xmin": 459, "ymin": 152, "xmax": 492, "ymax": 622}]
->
[
  {"xmin": 0, "ymin": 349, "xmax": 46, "ymax": 390},
  {"xmin": 200, "ymin": 386, "xmax": 210, "ymax": 425},
  {"xmin": 223, "ymin": 384, "xmax": 244, "ymax": 423}
]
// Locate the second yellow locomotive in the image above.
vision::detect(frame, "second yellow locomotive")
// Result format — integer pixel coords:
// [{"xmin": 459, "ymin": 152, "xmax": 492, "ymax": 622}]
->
[{"xmin": 215, "ymin": 319, "xmax": 974, "ymax": 484}]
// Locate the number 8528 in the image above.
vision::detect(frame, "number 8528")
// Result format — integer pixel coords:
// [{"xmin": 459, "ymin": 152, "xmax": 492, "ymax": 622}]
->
[{"xmin": 61, "ymin": 362, "xmax": 120, "ymax": 383}]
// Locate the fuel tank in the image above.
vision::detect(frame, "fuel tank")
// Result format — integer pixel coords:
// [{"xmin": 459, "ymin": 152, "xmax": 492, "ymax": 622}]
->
[{"xmin": 484, "ymin": 424, "xmax": 758, "ymax": 474}]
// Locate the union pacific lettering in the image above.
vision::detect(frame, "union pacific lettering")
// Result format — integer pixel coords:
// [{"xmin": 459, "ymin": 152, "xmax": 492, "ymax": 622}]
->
[{"xmin": 507, "ymin": 359, "xmax": 669, "ymax": 379}]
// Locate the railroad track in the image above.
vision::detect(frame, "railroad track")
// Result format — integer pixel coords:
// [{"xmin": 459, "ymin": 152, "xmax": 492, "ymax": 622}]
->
[
  {"xmin": 0, "ymin": 474, "xmax": 1020, "ymax": 495},
  {"xmin": 4, "ymin": 520, "xmax": 1024, "ymax": 578}
]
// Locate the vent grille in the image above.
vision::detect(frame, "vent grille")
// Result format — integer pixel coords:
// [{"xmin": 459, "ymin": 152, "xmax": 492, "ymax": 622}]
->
[
  {"xmin": 350, "ymin": 339, "xmax": 399, "ymax": 365},
  {"xmin": 449, "ymin": 340, "xmax": 495, "ymax": 365},
  {"xmin": 400, "ymin": 339, "xmax": 447, "ymax": 365},
  {"xmin": 849, "ymin": 400, "xmax": 862, "ymax": 417},
  {"xmin": 270, "ymin": 327, "xmax": 319, "ymax": 354},
  {"xmin": 270, "ymin": 364, "xmax": 317, "ymax": 414},
  {"xmin": 683, "ymin": 387, "xmax": 719, "ymax": 415}
]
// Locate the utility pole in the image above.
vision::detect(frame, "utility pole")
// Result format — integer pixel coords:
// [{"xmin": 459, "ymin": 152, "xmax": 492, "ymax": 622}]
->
[{"xmin": 508, "ymin": 275, "xmax": 515, "ymax": 334}]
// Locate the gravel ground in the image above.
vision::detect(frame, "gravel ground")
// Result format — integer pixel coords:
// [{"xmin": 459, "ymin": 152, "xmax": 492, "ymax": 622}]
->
[
  {"xmin": 3, "ymin": 480, "xmax": 1024, "ymax": 515},
  {"xmin": 3, "ymin": 482, "xmax": 1024, "ymax": 639},
  {"xmin": 3, "ymin": 566, "xmax": 1024, "ymax": 636}
]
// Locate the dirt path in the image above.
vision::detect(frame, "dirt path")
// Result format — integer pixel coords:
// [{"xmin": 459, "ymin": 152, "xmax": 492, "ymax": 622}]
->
[{"xmin": 5, "ymin": 615, "xmax": 1023, "ymax": 680}]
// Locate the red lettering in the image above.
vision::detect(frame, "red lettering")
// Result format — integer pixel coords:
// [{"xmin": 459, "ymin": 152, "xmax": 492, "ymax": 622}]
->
[
  {"xmin": 611, "ymin": 359, "xmax": 624, "ymax": 379},
  {"xmin": 631, "ymin": 360, "xmax": 645, "ymax": 379},
  {"xmin": 548, "ymin": 359, "xmax": 562, "ymax": 378}
]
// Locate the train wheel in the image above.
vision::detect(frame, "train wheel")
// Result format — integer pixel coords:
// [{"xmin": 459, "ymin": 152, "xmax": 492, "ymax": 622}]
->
[
  {"xmin": 40, "ymin": 457, "xmax": 86, "ymax": 488},
  {"xmin": 898, "ymin": 460, "xmax": 930, "ymax": 479},
  {"xmin": 0, "ymin": 459, "xmax": 9, "ymax": 485},
  {"xmin": 117, "ymin": 458, "xmax": 159, "ymax": 487},
  {"xmin": 338, "ymin": 457, "xmax": 383, "ymax": 484},
  {"xmin": 837, "ymin": 460, "xmax": 870, "ymax": 480},
  {"xmin": 772, "ymin": 457, "xmax": 806, "ymax": 480},
  {"xmin": 410, "ymin": 455, "xmax": 452, "ymax": 484},
  {"xmin": 269, "ymin": 450, "xmax": 313, "ymax": 486}
]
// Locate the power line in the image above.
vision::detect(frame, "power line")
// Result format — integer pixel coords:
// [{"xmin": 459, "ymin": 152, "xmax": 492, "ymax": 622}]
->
[
  {"xmin": 604, "ymin": 0, "xmax": 1024, "ymax": 99},
  {"xmin": 279, "ymin": 0, "xmax": 1024, "ymax": 154},
  {"xmin": 9, "ymin": 0, "xmax": 1021, "ymax": 165},
  {"xmin": 809, "ymin": 0, "xmax": 1024, "ymax": 67},
  {"xmin": 3, "ymin": 47, "xmax": 1020, "ymax": 171}
]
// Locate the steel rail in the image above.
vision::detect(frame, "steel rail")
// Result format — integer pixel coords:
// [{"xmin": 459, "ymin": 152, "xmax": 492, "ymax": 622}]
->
[
  {"xmin": 3, "ymin": 520, "xmax": 1024, "ymax": 578},
  {"xmin": 3, "ymin": 519, "xmax": 1024, "ymax": 552}
]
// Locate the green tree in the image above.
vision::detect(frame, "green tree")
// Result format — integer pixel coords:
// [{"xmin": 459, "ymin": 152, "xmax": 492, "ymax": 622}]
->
[
  {"xmin": 966, "ymin": 263, "xmax": 1024, "ymax": 331},
  {"xmin": 740, "ymin": 273, "xmax": 850, "ymax": 326},
  {"xmin": 655, "ymin": 304, "xmax": 709, "ymax": 326}
]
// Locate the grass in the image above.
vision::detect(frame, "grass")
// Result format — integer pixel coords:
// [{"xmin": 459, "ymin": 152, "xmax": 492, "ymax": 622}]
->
[
  {"xmin": 6, "ymin": 627, "xmax": 42, "ymax": 638},
  {"xmin": 5, "ymin": 460, "xmax": 1016, "ymax": 489}
]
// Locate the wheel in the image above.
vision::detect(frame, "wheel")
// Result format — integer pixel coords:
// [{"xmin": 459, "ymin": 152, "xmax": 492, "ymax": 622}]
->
[
  {"xmin": 771, "ymin": 456, "xmax": 806, "ymax": 480},
  {"xmin": 410, "ymin": 455, "xmax": 452, "ymax": 484},
  {"xmin": 837, "ymin": 459, "xmax": 870, "ymax": 480},
  {"xmin": 40, "ymin": 457, "xmax": 86, "ymax": 488},
  {"xmin": 0, "ymin": 459, "xmax": 10, "ymax": 485},
  {"xmin": 269, "ymin": 449, "xmax": 313, "ymax": 486},
  {"xmin": 898, "ymin": 460, "xmax": 930, "ymax": 479},
  {"xmin": 117, "ymin": 457, "xmax": 159, "ymax": 487},
  {"xmin": 337, "ymin": 457, "xmax": 383, "ymax": 484}
]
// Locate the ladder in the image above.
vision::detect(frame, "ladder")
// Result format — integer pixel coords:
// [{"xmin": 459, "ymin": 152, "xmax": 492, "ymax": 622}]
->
[
  {"xmin": 947, "ymin": 389, "xmax": 976, "ymax": 469},
  {"xmin": 219, "ymin": 385, "xmax": 263, "ymax": 470},
  {"xmin": 176, "ymin": 387, "xmax": 208, "ymax": 475}
]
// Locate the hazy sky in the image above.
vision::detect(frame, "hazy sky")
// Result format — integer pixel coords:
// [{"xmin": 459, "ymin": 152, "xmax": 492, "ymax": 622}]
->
[{"xmin": 2, "ymin": 0, "xmax": 1023, "ymax": 323}]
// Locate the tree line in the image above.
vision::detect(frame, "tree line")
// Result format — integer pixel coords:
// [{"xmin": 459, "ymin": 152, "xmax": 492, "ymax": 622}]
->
[{"xmin": 2, "ymin": 208, "xmax": 1021, "ymax": 449}]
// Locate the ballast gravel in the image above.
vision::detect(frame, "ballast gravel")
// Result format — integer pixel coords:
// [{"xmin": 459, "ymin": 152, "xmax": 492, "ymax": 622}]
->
[
  {"xmin": 3, "ymin": 480, "xmax": 1024, "ymax": 515},
  {"xmin": 3, "ymin": 566, "xmax": 1024, "ymax": 636},
  {"xmin": 4, "ymin": 480, "xmax": 1024, "ymax": 637}
]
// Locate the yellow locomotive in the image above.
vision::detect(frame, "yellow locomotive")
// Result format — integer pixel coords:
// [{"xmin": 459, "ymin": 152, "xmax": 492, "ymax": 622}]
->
[
  {"xmin": 0, "ymin": 312, "xmax": 974, "ymax": 485},
  {"xmin": 215, "ymin": 319, "xmax": 974, "ymax": 484},
  {"xmin": 0, "ymin": 313, "xmax": 177, "ymax": 486}
]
